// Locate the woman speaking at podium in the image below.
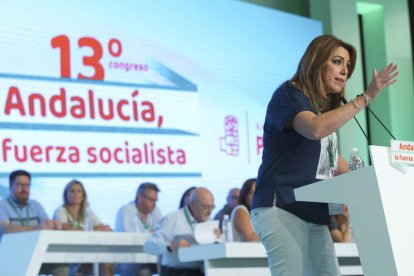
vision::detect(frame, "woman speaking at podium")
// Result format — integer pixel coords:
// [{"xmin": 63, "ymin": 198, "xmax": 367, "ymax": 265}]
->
[{"xmin": 251, "ymin": 35, "xmax": 398, "ymax": 276}]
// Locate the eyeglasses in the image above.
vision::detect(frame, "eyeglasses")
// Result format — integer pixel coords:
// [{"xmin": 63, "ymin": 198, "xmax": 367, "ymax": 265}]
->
[
  {"xmin": 142, "ymin": 193, "xmax": 158, "ymax": 203},
  {"xmin": 14, "ymin": 182, "xmax": 31, "ymax": 189},
  {"xmin": 198, "ymin": 203, "xmax": 215, "ymax": 210}
]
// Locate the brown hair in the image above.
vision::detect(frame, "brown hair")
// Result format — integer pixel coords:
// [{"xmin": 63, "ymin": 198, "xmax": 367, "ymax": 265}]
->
[
  {"xmin": 291, "ymin": 35, "xmax": 357, "ymax": 112},
  {"xmin": 63, "ymin": 179, "xmax": 88, "ymax": 223},
  {"xmin": 239, "ymin": 178, "xmax": 256, "ymax": 211},
  {"xmin": 9, "ymin": 169, "xmax": 31, "ymax": 188}
]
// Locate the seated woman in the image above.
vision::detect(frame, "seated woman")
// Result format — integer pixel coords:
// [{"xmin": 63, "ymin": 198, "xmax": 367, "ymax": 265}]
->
[
  {"xmin": 230, "ymin": 178, "xmax": 259, "ymax": 242},
  {"xmin": 54, "ymin": 179, "xmax": 114, "ymax": 276},
  {"xmin": 329, "ymin": 204, "xmax": 353, "ymax": 242}
]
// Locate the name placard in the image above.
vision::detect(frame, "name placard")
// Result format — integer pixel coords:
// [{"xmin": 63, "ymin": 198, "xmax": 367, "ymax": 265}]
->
[{"xmin": 391, "ymin": 140, "xmax": 414, "ymax": 165}]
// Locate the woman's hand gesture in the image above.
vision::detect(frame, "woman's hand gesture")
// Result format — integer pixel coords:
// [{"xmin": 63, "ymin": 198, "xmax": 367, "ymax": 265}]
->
[{"xmin": 365, "ymin": 63, "xmax": 398, "ymax": 101}]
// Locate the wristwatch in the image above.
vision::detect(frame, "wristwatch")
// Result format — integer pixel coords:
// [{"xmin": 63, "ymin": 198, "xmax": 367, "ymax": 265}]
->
[{"xmin": 166, "ymin": 245, "xmax": 173, "ymax": 252}]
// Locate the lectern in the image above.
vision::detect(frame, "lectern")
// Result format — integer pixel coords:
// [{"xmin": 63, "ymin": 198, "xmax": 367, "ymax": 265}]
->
[{"xmin": 295, "ymin": 145, "xmax": 414, "ymax": 276}]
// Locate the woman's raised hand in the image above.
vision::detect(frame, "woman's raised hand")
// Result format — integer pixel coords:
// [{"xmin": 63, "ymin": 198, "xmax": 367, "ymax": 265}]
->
[{"xmin": 365, "ymin": 63, "xmax": 398, "ymax": 101}]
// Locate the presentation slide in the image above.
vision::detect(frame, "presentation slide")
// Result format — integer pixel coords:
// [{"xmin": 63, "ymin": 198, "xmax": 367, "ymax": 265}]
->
[{"xmin": 0, "ymin": 0, "xmax": 322, "ymax": 225}]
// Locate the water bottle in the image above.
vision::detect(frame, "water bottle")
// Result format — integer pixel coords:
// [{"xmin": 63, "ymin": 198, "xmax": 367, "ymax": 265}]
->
[
  {"xmin": 349, "ymin": 223, "xmax": 354, "ymax": 242},
  {"xmin": 83, "ymin": 219, "xmax": 93, "ymax": 231},
  {"xmin": 222, "ymin": 214, "xmax": 233, "ymax": 242},
  {"xmin": 349, "ymin": 147, "xmax": 365, "ymax": 170},
  {"xmin": 83, "ymin": 209, "xmax": 94, "ymax": 231}
]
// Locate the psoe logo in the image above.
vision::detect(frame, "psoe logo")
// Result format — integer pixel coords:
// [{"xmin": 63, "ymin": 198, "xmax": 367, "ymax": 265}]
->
[{"xmin": 219, "ymin": 115, "xmax": 239, "ymax": 156}]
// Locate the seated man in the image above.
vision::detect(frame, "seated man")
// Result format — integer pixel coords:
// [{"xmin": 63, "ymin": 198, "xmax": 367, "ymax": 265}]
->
[
  {"xmin": 115, "ymin": 182, "xmax": 162, "ymax": 276},
  {"xmin": 0, "ymin": 170, "xmax": 68, "ymax": 276},
  {"xmin": 213, "ymin": 187, "xmax": 240, "ymax": 229},
  {"xmin": 144, "ymin": 187, "xmax": 216, "ymax": 276}
]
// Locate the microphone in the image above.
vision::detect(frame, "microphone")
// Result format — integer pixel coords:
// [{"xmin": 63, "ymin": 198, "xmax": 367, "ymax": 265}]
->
[
  {"xmin": 341, "ymin": 96, "xmax": 397, "ymax": 142},
  {"xmin": 340, "ymin": 97, "xmax": 371, "ymax": 144}
]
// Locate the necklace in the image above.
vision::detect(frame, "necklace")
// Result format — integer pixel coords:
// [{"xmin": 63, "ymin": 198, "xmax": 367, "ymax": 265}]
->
[
  {"xmin": 139, "ymin": 213, "xmax": 150, "ymax": 230},
  {"xmin": 136, "ymin": 205, "xmax": 150, "ymax": 230},
  {"xmin": 65, "ymin": 207, "xmax": 81, "ymax": 228}
]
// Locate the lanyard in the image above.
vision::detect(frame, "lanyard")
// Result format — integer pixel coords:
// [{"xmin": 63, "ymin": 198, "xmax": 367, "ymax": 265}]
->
[
  {"xmin": 183, "ymin": 206, "xmax": 193, "ymax": 229},
  {"xmin": 7, "ymin": 197, "xmax": 30, "ymax": 226},
  {"xmin": 317, "ymin": 109, "xmax": 336, "ymax": 174},
  {"xmin": 327, "ymin": 134, "xmax": 335, "ymax": 169}
]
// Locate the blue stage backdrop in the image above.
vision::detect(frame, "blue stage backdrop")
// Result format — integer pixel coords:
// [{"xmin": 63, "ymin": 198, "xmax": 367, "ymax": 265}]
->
[{"xmin": 0, "ymin": 0, "xmax": 322, "ymax": 225}]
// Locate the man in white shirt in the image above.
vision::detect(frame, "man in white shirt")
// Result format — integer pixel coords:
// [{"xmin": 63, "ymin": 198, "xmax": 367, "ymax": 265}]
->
[
  {"xmin": 115, "ymin": 182, "xmax": 162, "ymax": 276},
  {"xmin": 144, "ymin": 187, "xmax": 215, "ymax": 276}
]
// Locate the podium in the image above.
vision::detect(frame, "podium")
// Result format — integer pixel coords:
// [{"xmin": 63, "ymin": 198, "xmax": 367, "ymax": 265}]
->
[{"xmin": 294, "ymin": 145, "xmax": 414, "ymax": 276}]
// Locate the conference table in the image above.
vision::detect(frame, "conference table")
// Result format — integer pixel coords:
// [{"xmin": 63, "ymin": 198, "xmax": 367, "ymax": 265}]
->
[
  {"xmin": 0, "ymin": 230, "xmax": 157, "ymax": 276},
  {"xmin": 0, "ymin": 230, "xmax": 362, "ymax": 276},
  {"xmin": 179, "ymin": 242, "xmax": 363, "ymax": 276}
]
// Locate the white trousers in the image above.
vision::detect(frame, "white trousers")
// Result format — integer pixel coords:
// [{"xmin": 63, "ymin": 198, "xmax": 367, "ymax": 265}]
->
[{"xmin": 251, "ymin": 206, "xmax": 340, "ymax": 276}]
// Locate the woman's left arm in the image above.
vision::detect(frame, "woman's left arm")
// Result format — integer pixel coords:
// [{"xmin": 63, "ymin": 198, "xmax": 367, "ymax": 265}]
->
[{"xmin": 233, "ymin": 208, "xmax": 259, "ymax": 242}]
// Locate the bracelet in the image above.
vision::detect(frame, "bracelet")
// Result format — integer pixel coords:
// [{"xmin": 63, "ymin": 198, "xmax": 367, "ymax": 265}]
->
[
  {"xmin": 361, "ymin": 93, "xmax": 370, "ymax": 106},
  {"xmin": 351, "ymin": 98, "xmax": 361, "ymax": 110}
]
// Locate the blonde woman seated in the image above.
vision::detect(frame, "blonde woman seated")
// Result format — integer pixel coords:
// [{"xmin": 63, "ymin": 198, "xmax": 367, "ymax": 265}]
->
[
  {"xmin": 230, "ymin": 178, "xmax": 259, "ymax": 242},
  {"xmin": 54, "ymin": 179, "xmax": 114, "ymax": 276}
]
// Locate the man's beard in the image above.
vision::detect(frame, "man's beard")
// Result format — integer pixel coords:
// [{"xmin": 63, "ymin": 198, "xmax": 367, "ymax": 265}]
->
[{"xmin": 16, "ymin": 193, "xmax": 29, "ymax": 204}]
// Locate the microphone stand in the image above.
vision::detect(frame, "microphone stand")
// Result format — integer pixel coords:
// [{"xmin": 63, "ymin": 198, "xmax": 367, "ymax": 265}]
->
[
  {"xmin": 340, "ymin": 97, "xmax": 371, "ymax": 145},
  {"xmin": 365, "ymin": 106, "xmax": 396, "ymax": 140},
  {"xmin": 341, "ymin": 96, "xmax": 399, "ymax": 165}
]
